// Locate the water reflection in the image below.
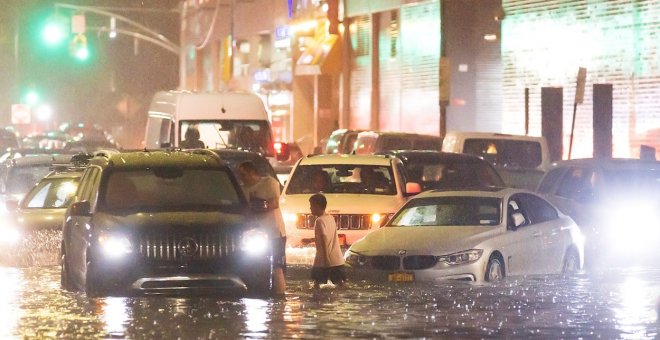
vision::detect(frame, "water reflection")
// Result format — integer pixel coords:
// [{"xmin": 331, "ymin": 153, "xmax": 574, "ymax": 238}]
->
[
  {"xmin": 100, "ymin": 297, "xmax": 131, "ymax": 338},
  {"xmin": 0, "ymin": 268, "xmax": 21, "ymax": 338}
]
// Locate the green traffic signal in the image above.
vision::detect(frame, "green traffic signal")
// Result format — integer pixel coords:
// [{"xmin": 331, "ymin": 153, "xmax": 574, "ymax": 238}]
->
[
  {"xmin": 42, "ymin": 15, "xmax": 69, "ymax": 46},
  {"xmin": 70, "ymin": 34, "xmax": 90, "ymax": 61},
  {"xmin": 25, "ymin": 89, "xmax": 40, "ymax": 105}
]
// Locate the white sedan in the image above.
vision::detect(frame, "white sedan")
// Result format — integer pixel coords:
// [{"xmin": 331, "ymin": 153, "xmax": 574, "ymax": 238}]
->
[{"xmin": 345, "ymin": 188, "xmax": 584, "ymax": 283}]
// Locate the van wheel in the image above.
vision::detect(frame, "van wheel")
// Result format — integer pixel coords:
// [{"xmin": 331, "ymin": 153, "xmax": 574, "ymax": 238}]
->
[{"xmin": 485, "ymin": 255, "xmax": 505, "ymax": 282}]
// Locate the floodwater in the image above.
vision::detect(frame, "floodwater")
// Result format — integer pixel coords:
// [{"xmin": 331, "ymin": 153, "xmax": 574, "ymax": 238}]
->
[{"xmin": 0, "ymin": 232, "xmax": 658, "ymax": 339}]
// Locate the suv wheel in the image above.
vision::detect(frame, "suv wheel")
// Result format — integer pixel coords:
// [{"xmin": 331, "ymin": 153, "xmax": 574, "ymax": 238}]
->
[
  {"xmin": 60, "ymin": 250, "xmax": 75, "ymax": 291},
  {"xmin": 85, "ymin": 262, "xmax": 107, "ymax": 298}
]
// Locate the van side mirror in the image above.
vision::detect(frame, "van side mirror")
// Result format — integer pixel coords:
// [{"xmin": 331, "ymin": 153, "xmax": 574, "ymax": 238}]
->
[
  {"xmin": 69, "ymin": 201, "xmax": 92, "ymax": 217},
  {"xmin": 405, "ymin": 182, "xmax": 422, "ymax": 196}
]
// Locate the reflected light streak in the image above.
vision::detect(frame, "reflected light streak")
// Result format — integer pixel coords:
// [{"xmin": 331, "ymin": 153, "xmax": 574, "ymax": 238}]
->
[
  {"xmin": 242, "ymin": 298, "xmax": 269, "ymax": 335},
  {"xmin": 613, "ymin": 276, "xmax": 658, "ymax": 336},
  {"xmin": 0, "ymin": 268, "xmax": 22, "ymax": 338},
  {"xmin": 101, "ymin": 297, "xmax": 130, "ymax": 337}
]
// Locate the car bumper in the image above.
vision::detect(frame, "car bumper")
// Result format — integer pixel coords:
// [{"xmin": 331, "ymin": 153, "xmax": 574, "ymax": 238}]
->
[{"xmin": 346, "ymin": 258, "xmax": 488, "ymax": 283}]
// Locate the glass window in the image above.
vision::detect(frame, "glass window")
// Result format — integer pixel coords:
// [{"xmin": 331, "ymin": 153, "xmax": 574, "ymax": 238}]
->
[
  {"xmin": 390, "ymin": 196, "xmax": 501, "ymax": 226},
  {"xmin": 101, "ymin": 168, "xmax": 242, "ymax": 212},
  {"xmin": 6, "ymin": 166, "xmax": 52, "ymax": 195},
  {"xmin": 181, "ymin": 120, "xmax": 274, "ymax": 157},
  {"xmin": 556, "ymin": 167, "xmax": 595, "ymax": 200},
  {"xmin": 537, "ymin": 167, "xmax": 566, "ymax": 194},
  {"xmin": 286, "ymin": 164, "xmax": 395, "ymax": 195},
  {"xmin": 463, "ymin": 139, "xmax": 543, "ymax": 169},
  {"xmin": 24, "ymin": 178, "xmax": 80, "ymax": 208},
  {"xmin": 519, "ymin": 193, "xmax": 558, "ymax": 224}
]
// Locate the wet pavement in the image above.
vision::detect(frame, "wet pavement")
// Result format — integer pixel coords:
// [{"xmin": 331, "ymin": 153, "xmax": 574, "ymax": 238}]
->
[{"xmin": 0, "ymin": 232, "xmax": 658, "ymax": 339}]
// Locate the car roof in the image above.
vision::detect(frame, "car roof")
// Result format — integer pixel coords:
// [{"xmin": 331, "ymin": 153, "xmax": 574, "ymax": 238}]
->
[
  {"xmin": 42, "ymin": 169, "xmax": 85, "ymax": 180},
  {"xmin": 297, "ymin": 154, "xmax": 394, "ymax": 166},
  {"xmin": 378, "ymin": 150, "xmax": 489, "ymax": 163},
  {"xmin": 89, "ymin": 150, "xmax": 225, "ymax": 169},
  {"xmin": 412, "ymin": 186, "xmax": 523, "ymax": 199},
  {"xmin": 551, "ymin": 158, "xmax": 660, "ymax": 171},
  {"xmin": 6, "ymin": 154, "xmax": 75, "ymax": 167}
]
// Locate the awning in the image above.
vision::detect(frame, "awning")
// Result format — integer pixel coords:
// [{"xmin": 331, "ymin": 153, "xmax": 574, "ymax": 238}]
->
[{"xmin": 294, "ymin": 34, "xmax": 340, "ymax": 76}]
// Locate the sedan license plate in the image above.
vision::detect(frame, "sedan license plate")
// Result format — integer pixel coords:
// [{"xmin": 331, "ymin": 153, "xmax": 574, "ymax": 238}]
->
[{"xmin": 388, "ymin": 272, "xmax": 414, "ymax": 282}]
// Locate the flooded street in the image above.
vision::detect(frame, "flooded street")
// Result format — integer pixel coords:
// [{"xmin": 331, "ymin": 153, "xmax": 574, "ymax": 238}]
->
[{"xmin": 0, "ymin": 238, "xmax": 658, "ymax": 339}]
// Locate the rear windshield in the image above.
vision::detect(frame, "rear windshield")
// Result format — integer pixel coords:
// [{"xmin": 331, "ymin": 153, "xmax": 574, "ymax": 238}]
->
[
  {"xmin": 404, "ymin": 160, "xmax": 504, "ymax": 190},
  {"xmin": 463, "ymin": 139, "xmax": 542, "ymax": 169},
  {"xmin": 286, "ymin": 164, "xmax": 396, "ymax": 195},
  {"xmin": 6, "ymin": 166, "xmax": 53, "ymax": 195},
  {"xmin": 101, "ymin": 168, "xmax": 244, "ymax": 212}
]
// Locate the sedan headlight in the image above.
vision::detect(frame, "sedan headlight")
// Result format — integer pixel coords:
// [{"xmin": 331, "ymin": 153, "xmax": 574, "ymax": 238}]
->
[
  {"xmin": 0, "ymin": 227, "xmax": 22, "ymax": 246},
  {"xmin": 98, "ymin": 234, "xmax": 132, "ymax": 258},
  {"xmin": 344, "ymin": 250, "xmax": 367, "ymax": 267},
  {"xmin": 438, "ymin": 249, "xmax": 483, "ymax": 266},
  {"xmin": 604, "ymin": 201, "xmax": 659, "ymax": 252},
  {"xmin": 241, "ymin": 228, "xmax": 270, "ymax": 255}
]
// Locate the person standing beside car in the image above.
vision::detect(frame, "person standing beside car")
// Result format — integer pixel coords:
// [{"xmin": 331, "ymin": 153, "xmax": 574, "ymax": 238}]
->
[
  {"xmin": 237, "ymin": 161, "xmax": 287, "ymax": 296},
  {"xmin": 310, "ymin": 193, "xmax": 346, "ymax": 289}
]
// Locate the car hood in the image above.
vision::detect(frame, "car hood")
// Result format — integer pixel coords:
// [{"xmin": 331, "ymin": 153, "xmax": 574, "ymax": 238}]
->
[
  {"xmin": 348, "ymin": 225, "xmax": 502, "ymax": 255},
  {"xmin": 281, "ymin": 193, "xmax": 404, "ymax": 214},
  {"xmin": 14, "ymin": 208, "xmax": 67, "ymax": 230},
  {"xmin": 93, "ymin": 210, "xmax": 251, "ymax": 232}
]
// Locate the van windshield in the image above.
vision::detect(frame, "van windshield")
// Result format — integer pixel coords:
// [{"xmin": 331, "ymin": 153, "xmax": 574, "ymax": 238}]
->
[{"xmin": 180, "ymin": 120, "xmax": 274, "ymax": 156}]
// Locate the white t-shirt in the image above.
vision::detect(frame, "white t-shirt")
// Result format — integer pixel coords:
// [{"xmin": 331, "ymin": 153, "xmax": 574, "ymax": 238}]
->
[
  {"xmin": 313, "ymin": 214, "xmax": 345, "ymax": 268},
  {"xmin": 244, "ymin": 176, "xmax": 286, "ymax": 238}
]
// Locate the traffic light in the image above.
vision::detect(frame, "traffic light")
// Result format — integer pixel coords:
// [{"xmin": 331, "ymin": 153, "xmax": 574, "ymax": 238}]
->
[
  {"xmin": 42, "ymin": 14, "xmax": 69, "ymax": 46},
  {"xmin": 70, "ymin": 34, "xmax": 89, "ymax": 61},
  {"xmin": 23, "ymin": 88, "xmax": 40, "ymax": 105}
]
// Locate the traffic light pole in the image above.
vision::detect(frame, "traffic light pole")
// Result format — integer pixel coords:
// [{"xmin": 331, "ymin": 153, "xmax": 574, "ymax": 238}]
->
[{"xmin": 53, "ymin": 2, "xmax": 179, "ymax": 55}]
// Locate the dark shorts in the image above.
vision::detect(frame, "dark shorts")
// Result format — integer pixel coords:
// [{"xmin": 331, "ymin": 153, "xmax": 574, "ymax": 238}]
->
[
  {"xmin": 311, "ymin": 265, "xmax": 347, "ymax": 285},
  {"xmin": 272, "ymin": 237, "xmax": 286, "ymax": 270}
]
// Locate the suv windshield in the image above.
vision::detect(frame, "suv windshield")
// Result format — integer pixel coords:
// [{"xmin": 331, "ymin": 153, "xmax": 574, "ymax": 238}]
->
[
  {"xmin": 286, "ymin": 164, "xmax": 395, "ymax": 195},
  {"xmin": 101, "ymin": 168, "xmax": 242, "ymax": 211},
  {"xmin": 390, "ymin": 197, "xmax": 502, "ymax": 227}
]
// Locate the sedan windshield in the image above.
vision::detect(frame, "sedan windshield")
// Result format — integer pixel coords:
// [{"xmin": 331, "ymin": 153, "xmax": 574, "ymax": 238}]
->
[
  {"xmin": 101, "ymin": 168, "xmax": 243, "ymax": 211},
  {"xmin": 22, "ymin": 177, "xmax": 80, "ymax": 209},
  {"xmin": 389, "ymin": 196, "xmax": 501, "ymax": 226}
]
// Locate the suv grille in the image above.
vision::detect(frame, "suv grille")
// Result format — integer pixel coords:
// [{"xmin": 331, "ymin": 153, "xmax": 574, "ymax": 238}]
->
[
  {"xmin": 296, "ymin": 214, "xmax": 372, "ymax": 230},
  {"xmin": 139, "ymin": 231, "xmax": 237, "ymax": 261}
]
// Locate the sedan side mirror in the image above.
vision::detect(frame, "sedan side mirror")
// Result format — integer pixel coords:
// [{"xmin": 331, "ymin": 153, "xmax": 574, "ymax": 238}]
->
[
  {"xmin": 405, "ymin": 182, "xmax": 422, "ymax": 196},
  {"xmin": 69, "ymin": 201, "xmax": 92, "ymax": 217}
]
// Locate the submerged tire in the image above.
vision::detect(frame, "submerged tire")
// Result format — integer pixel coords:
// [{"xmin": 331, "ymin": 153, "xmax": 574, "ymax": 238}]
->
[
  {"xmin": 562, "ymin": 248, "xmax": 581, "ymax": 274},
  {"xmin": 485, "ymin": 255, "xmax": 505, "ymax": 282},
  {"xmin": 60, "ymin": 252, "xmax": 75, "ymax": 291}
]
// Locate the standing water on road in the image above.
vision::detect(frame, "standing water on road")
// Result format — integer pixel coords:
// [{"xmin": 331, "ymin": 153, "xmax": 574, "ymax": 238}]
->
[{"xmin": 1, "ymin": 242, "xmax": 658, "ymax": 338}]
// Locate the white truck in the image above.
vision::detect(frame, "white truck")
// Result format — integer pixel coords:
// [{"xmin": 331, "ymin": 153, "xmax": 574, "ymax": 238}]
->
[
  {"xmin": 441, "ymin": 131, "xmax": 552, "ymax": 190},
  {"xmin": 144, "ymin": 90, "xmax": 276, "ymax": 160}
]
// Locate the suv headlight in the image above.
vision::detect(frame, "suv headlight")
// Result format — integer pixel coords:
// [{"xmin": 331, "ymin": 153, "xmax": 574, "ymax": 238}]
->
[
  {"xmin": 438, "ymin": 249, "xmax": 483, "ymax": 266},
  {"xmin": 241, "ymin": 228, "xmax": 270, "ymax": 255},
  {"xmin": 370, "ymin": 213, "xmax": 391, "ymax": 228},
  {"xmin": 98, "ymin": 234, "xmax": 132, "ymax": 258}
]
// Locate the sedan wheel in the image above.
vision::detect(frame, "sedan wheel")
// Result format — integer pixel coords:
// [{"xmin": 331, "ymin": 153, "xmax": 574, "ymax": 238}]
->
[
  {"xmin": 485, "ymin": 256, "xmax": 504, "ymax": 282},
  {"xmin": 562, "ymin": 248, "xmax": 580, "ymax": 273}
]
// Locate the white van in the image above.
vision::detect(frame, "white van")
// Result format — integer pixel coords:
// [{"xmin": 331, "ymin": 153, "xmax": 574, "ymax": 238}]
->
[
  {"xmin": 144, "ymin": 91, "xmax": 275, "ymax": 158},
  {"xmin": 441, "ymin": 131, "xmax": 551, "ymax": 190}
]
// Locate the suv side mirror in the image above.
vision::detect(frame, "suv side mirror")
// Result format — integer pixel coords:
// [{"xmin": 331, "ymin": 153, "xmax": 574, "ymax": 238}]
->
[
  {"xmin": 405, "ymin": 182, "xmax": 422, "ymax": 196},
  {"xmin": 250, "ymin": 198, "xmax": 270, "ymax": 214},
  {"xmin": 69, "ymin": 201, "xmax": 92, "ymax": 217}
]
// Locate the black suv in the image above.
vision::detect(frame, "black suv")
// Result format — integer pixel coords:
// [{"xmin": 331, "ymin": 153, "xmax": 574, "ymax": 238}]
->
[{"xmin": 60, "ymin": 150, "xmax": 273, "ymax": 297}]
